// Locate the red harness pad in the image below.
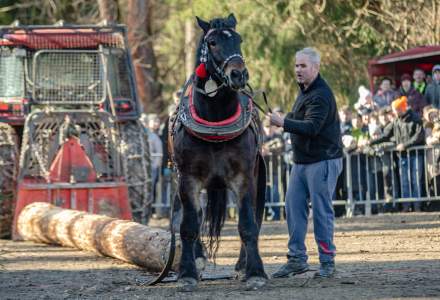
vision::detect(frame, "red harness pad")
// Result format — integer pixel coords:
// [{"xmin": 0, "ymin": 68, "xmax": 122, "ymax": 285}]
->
[
  {"xmin": 180, "ymin": 86, "xmax": 253, "ymax": 142},
  {"xmin": 189, "ymin": 87, "xmax": 243, "ymax": 127}
]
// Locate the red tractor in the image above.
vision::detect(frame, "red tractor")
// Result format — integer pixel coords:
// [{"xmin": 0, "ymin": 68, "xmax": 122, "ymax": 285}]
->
[{"xmin": 0, "ymin": 23, "xmax": 152, "ymax": 238}]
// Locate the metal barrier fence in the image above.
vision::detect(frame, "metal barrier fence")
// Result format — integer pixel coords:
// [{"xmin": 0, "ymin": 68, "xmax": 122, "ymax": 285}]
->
[
  {"xmin": 341, "ymin": 145, "xmax": 440, "ymax": 217},
  {"xmin": 149, "ymin": 145, "xmax": 440, "ymax": 218}
]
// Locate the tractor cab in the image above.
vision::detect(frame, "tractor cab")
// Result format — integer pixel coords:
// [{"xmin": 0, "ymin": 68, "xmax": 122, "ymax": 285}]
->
[
  {"xmin": 0, "ymin": 23, "xmax": 152, "ymax": 239},
  {"xmin": 0, "ymin": 24, "xmax": 140, "ymax": 122}
]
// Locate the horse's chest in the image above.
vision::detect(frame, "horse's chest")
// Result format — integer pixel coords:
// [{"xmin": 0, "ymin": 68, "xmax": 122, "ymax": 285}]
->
[
  {"xmin": 185, "ymin": 147, "xmax": 245, "ymax": 179},
  {"xmin": 173, "ymin": 128, "xmax": 255, "ymax": 180}
]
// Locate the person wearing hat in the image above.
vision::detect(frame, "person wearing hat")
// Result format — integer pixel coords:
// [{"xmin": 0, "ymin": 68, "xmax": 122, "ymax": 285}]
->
[
  {"xmin": 354, "ymin": 85, "xmax": 378, "ymax": 115},
  {"xmin": 394, "ymin": 73, "xmax": 427, "ymax": 118},
  {"xmin": 425, "ymin": 65, "xmax": 440, "ymax": 109},
  {"xmin": 370, "ymin": 96, "xmax": 425, "ymax": 212},
  {"xmin": 424, "ymin": 107, "xmax": 440, "ymax": 145}
]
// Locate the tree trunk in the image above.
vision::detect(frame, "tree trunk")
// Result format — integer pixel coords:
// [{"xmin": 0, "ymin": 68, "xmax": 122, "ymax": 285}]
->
[
  {"xmin": 15, "ymin": 202, "xmax": 180, "ymax": 272},
  {"xmin": 97, "ymin": 0, "xmax": 118, "ymax": 23},
  {"xmin": 185, "ymin": 19, "xmax": 196, "ymax": 80},
  {"xmin": 127, "ymin": 0, "xmax": 162, "ymax": 113}
]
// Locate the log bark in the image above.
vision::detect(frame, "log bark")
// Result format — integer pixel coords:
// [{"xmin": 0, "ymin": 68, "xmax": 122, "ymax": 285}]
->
[
  {"xmin": 97, "ymin": 0, "xmax": 118, "ymax": 23},
  {"xmin": 15, "ymin": 202, "xmax": 180, "ymax": 272},
  {"xmin": 185, "ymin": 19, "xmax": 196, "ymax": 80}
]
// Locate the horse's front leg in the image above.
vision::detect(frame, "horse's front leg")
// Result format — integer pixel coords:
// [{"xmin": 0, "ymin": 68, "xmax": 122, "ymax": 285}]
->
[
  {"xmin": 177, "ymin": 176, "xmax": 202, "ymax": 292},
  {"xmin": 236, "ymin": 177, "xmax": 267, "ymax": 290},
  {"xmin": 235, "ymin": 155, "xmax": 266, "ymax": 281}
]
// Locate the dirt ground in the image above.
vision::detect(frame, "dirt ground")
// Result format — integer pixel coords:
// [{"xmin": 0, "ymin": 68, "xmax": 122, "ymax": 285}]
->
[{"xmin": 1, "ymin": 213, "xmax": 440, "ymax": 300}]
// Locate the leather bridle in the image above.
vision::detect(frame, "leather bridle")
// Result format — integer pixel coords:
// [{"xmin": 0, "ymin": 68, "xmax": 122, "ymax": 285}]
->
[{"xmin": 194, "ymin": 28, "xmax": 246, "ymax": 96}]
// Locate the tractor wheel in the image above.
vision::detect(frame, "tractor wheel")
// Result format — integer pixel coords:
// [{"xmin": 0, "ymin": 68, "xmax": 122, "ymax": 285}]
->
[
  {"xmin": 0, "ymin": 123, "xmax": 18, "ymax": 238},
  {"xmin": 119, "ymin": 121, "xmax": 152, "ymax": 224}
]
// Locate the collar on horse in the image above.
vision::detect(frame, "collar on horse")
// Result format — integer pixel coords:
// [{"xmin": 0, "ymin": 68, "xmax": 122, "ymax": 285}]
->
[{"xmin": 172, "ymin": 77, "xmax": 259, "ymax": 143}]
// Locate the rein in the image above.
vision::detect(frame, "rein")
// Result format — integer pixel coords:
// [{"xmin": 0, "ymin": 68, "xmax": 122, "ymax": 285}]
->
[
  {"xmin": 241, "ymin": 83, "xmax": 272, "ymax": 114},
  {"xmin": 144, "ymin": 194, "xmax": 176, "ymax": 286},
  {"xmin": 146, "ymin": 27, "xmax": 273, "ymax": 286},
  {"xmin": 196, "ymin": 27, "xmax": 272, "ymax": 115},
  {"xmin": 193, "ymin": 77, "xmax": 273, "ymax": 115}
]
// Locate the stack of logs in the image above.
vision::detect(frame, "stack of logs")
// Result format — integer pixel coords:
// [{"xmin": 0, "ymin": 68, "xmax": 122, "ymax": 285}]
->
[{"xmin": 15, "ymin": 202, "xmax": 180, "ymax": 272}]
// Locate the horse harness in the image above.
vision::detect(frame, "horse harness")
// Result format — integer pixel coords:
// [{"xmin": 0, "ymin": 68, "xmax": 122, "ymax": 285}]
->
[
  {"xmin": 170, "ymin": 77, "xmax": 263, "ymax": 146},
  {"xmin": 147, "ymin": 24, "xmax": 266, "ymax": 286}
]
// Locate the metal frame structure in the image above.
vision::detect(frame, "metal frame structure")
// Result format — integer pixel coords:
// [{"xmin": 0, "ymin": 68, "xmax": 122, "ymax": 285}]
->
[
  {"xmin": 0, "ymin": 22, "xmax": 156, "ymax": 238},
  {"xmin": 151, "ymin": 145, "xmax": 440, "ymax": 219}
]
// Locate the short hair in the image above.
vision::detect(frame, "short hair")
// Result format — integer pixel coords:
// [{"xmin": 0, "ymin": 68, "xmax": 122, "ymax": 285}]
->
[
  {"xmin": 381, "ymin": 77, "xmax": 392, "ymax": 84},
  {"xmin": 413, "ymin": 67, "xmax": 425, "ymax": 74},
  {"xmin": 296, "ymin": 47, "xmax": 321, "ymax": 65}
]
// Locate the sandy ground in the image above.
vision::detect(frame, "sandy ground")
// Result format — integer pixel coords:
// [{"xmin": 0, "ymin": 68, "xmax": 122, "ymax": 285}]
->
[{"xmin": 1, "ymin": 213, "xmax": 440, "ymax": 300}]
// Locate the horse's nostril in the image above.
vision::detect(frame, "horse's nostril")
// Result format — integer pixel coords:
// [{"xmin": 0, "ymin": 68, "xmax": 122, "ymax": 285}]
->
[{"xmin": 231, "ymin": 70, "xmax": 241, "ymax": 78}]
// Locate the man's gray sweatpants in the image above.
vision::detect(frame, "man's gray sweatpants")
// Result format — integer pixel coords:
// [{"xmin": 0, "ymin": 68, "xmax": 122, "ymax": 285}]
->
[{"xmin": 285, "ymin": 158, "xmax": 343, "ymax": 263}]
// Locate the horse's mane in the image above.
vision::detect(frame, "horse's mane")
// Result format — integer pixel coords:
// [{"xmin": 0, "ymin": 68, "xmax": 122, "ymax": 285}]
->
[
  {"xmin": 209, "ymin": 17, "xmax": 236, "ymax": 30},
  {"xmin": 194, "ymin": 36, "xmax": 204, "ymax": 67}
]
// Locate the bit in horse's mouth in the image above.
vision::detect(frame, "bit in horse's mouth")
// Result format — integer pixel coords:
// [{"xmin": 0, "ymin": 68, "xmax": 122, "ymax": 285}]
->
[{"xmin": 230, "ymin": 83, "xmax": 244, "ymax": 91}]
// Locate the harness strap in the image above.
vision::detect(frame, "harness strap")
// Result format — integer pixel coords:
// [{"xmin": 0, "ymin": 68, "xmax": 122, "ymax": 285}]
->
[
  {"xmin": 153, "ymin": 78, "xmax": 265, "ymax": 286},
  {"xmin": 145, "ymin": 191, "xmax": 176, "ymax": 286},
  {"xmin": 242, "ymin": 84, "xmax": 272, "ymax": 114},
  {"xmin": 189, "ymin": 86, "xmax": 242, "ymax": 127}
]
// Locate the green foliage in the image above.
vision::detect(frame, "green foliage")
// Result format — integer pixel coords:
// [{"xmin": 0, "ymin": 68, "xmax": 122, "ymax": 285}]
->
[
  {"xmin": 0, "ymin": 0, "xmax": 17, "ymax": 24},
  {"xmin": 2, "ymin": 0, "xmax": 440, "ymax": 111},
  {"xmin": 0, "ymin": 0, "xmax": 100, "ymax": 25}
]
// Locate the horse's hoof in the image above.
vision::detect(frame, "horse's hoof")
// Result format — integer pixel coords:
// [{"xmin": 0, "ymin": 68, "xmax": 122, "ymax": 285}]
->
[
  {"xmin": 234, "ymin": 270, "xmax": 246, "ymax": 282},
  {"xmin": 195, "ymin": 257, "xmax": 207, "ymax": 273},
  {"xmin": 245, "ymin": 276, "xmax": 267, "ymax": 291},
  {"xmin": 177, "ymin": 277, "xmax": 198, "ymax": 292}
]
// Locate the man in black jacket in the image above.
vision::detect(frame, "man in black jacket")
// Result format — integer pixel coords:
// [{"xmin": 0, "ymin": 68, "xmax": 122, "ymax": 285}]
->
[
  {"xmin": 370, "ymin": 96, "xmax": 425, "ymax": 212},
  {"xmin": 269, "ymin": 47, "xmax": 343, "ymax": 278}
]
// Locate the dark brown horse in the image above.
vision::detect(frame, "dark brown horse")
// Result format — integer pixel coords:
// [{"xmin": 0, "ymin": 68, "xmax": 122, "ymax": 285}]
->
[{"xmin": 170, "ymin": 14, "xmax": 267, "ymax": 291}]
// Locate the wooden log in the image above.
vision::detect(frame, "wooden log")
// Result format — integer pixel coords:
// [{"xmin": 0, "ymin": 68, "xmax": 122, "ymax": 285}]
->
[{"xmin": 15, "ymin": 202, "xmax": 180, "ymax": 272}]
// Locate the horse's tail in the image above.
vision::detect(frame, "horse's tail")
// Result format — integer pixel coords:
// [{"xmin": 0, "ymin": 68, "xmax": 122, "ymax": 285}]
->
[{"xmin": 204, "ymin": 185, "xmax": 228, "ymax": 260}]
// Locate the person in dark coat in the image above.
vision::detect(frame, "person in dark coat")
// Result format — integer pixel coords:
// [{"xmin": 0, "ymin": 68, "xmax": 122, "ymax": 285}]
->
[
  {"xmin": 425, "ymin": 64, "xmax": 440, "ymax": 108},
  {"xmin": 395, "ymin": 73, "xmax": 427, "ymax": 118},
  {"xmin": 370, "ymin": 96, "xmax": 425, "ymax": 212},
  {"xmin": 269, "ymin": 47, "xmax": 343, "ymax": 279}
]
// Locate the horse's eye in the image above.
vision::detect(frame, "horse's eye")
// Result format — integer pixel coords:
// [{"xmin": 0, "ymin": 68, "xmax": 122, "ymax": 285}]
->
[{"xmin": 208, "ymin": 40, "xmax": 217, "ymax": 47}]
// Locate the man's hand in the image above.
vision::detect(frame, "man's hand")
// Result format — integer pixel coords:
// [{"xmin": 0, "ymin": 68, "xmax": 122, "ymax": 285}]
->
[
  {"xmin": 396, "ymin": 143, "xmax": 405, "ymax": 151},
  {"xmin": 268, "ymin": 112, "xmax": 284, "ymax": 128}
]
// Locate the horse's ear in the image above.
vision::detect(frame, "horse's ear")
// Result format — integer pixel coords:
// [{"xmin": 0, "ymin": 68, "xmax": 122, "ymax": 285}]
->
[
  {"xmin": 196, "ymin": 16, "xmax": 210, "ymax": 33},
  {"xmin": 227, "ymin": 13, "xmax": 237, "ymax": 28}
]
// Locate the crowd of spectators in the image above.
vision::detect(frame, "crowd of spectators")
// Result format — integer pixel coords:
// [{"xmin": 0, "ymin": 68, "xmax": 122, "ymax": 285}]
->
[
  {"xmin": 260, "ymin": 65, "xmax": 440, "ymax": 218},
  {"xmin": 338, "ymin": 65, "xmax": 440, "ymax": 214},
  {"xmin": 141, "ymin": 65, "xmax": 440, "ymax": 219}
]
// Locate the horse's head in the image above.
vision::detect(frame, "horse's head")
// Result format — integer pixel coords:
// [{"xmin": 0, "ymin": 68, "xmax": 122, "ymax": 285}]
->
[{"xmin": 196, "ymin": 14, "xmax": 248, "ymax": 91}]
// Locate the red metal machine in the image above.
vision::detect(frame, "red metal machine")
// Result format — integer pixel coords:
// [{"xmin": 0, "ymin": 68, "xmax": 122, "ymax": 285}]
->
[{"xmin": 0, "ymin": 23, "xmax": 152, "ymax": 238}]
